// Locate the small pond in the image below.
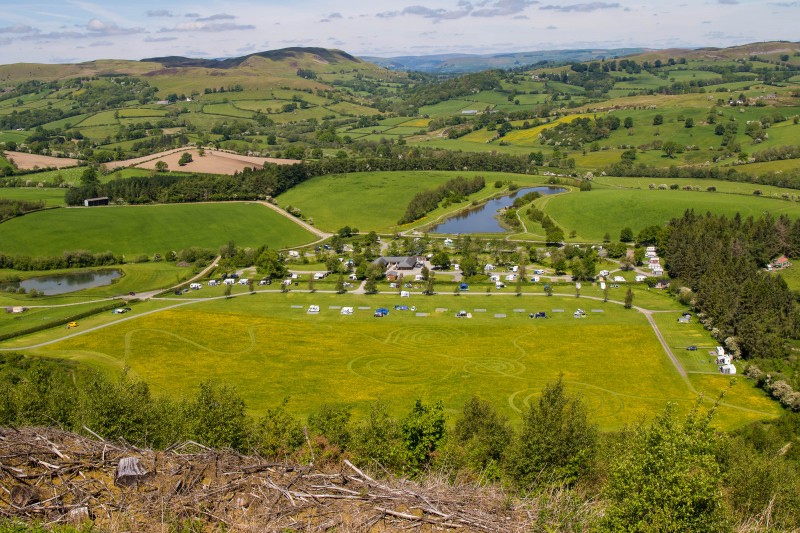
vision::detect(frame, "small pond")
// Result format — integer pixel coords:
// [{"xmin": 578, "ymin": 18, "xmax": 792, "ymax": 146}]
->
[
  {"xmin": 429, "ymin": 187, "xmax": 566, "ymax": 234},
  {"xmin": 1, "ymin": 269, "xmax": 122, "ymax": 296}
]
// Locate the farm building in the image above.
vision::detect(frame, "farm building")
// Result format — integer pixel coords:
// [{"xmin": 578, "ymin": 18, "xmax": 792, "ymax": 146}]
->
[
  {"xmin": 373, "ymin": 256, "xmax": 419, "ymax": 270},
  {"xmin": 772, "ymin": 256, "xmax": 791, "ymax": 269},
  {"xmin": 83, "ymin": 197, "xmax": 109, "ymax": 207},
  {"xmin": 386, "ymin": 270, "xmax": 399, "ymax": 281}
]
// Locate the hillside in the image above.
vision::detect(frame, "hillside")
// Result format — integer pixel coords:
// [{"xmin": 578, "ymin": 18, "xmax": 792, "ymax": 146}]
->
[{"xmin": 363, "ymin": 47, "xmax": 647, "ymax": 73}]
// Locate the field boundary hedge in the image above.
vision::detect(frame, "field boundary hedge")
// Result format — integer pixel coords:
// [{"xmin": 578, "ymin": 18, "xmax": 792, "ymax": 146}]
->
[{"xmin": 0, "ymin": 301, "xmax": 121, "ymax": 342}]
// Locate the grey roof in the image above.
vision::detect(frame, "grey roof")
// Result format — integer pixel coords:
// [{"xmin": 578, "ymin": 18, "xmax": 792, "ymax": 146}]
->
[{"xmin": 373, "ymin": 256, "xmax": 418, "ymax": 269}]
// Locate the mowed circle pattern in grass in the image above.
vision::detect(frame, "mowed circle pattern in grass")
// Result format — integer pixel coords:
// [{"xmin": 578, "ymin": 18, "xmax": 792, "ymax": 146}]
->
[
  {"xmin": 0, "ymin": 203, "xmax": 316, "ymax": 256},
  {"xmin": 31, "ymin": 293, "xmax": 778, "ymax": 431},
  {"xmin": 541, "ymin": 189, "xmax": 800, "ymax": 241}
]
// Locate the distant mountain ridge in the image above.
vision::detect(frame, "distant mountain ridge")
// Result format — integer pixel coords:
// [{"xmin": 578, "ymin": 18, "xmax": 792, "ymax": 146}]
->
[
  {"xmin": 360, "ymin": 48, "xmax": 648, "ymax": 73},
  {"xmin": 141, "ymin": 47, "xmax": 360, "ymax": 69}
]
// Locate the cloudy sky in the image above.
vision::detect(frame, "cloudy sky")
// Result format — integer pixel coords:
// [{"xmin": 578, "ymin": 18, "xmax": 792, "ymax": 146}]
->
[{"xmin": 0, "ymin": 0, "xmax": 797, "ymax": 64}]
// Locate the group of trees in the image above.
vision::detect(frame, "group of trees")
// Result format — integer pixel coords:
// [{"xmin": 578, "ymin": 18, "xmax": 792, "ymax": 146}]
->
[
  {"xmin": 64, "ymin": 153, "xmax": 532, "ymax": 206},
  {"xmin": 0, "ymin": 198, "xmax": 45, "ymax": 222},
  {"xmin": 3, "ymin": 353, "xmax": 800, "ymax": 530},
  {"xmin": 663, "ymin": 211, "xmax": 800, "ymax": 364},
  {"xmin": 398, "ymin": 175, "xmax": 485, "ymax": 224}
]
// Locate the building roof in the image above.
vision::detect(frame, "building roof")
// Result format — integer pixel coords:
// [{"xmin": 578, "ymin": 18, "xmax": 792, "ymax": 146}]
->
[{"xmin": 373, "ymin": 256, "xmax": 418, "ymax": 269}]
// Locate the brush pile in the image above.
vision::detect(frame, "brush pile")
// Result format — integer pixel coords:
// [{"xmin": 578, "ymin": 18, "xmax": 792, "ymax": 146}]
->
[{"xmin": 0, "ymin": 427, "xmax": 535, "ymax": 531}]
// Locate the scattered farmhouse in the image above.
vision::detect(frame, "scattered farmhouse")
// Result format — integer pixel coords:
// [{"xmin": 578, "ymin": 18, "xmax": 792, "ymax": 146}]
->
[
  {"xmin": 83, "ymin": 197, "xmax": 109, "ymax": 207},
  {"xmin": 772, "ymin": 256, "xmax": 791, "ymax": 270},
  {"xmin": 373, "ymin": 256, "xmax": 420, "ymax": 271}
]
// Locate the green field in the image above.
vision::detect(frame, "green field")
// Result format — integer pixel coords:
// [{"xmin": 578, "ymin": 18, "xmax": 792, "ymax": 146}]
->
[
  {"xmin": 541, "ymin": 188, "xmax": 800, "ymax": 241},
  {"xmin": 0, "ymin": 187, "xmax": 66, "ymax": 206},
  {"xmin": 277, "ymin": 171, "xmax": 550, "ymax": 233},
  {"xmin": 20, "ymin": 292, "xmax": 778, "ymax": 431},
  {"xmin": 0, "ymin": 203, "xmax": 316, "ymax": 257}
]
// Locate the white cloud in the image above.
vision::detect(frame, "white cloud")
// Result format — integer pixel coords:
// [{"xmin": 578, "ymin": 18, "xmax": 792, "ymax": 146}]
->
[
  {"xmin": 196, "ymin": 13, "xmax": 236, "ymax": 22},
  {"xmin": 472, "ymin": 0, "xmax": 539, "ymax": 17},
  {"xmin": 86, "ymin": 19, "xmax": 144, "ymax": 36},
  {"xmin": 0, "ymin": 24, "xmax": 39, "ymax": 34},
  {"xmin": 540, "ymin": 2, "xmax": 621, "ymax": 12}
]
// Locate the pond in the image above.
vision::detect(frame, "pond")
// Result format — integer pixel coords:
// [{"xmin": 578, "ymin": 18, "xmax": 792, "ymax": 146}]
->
[
  {"xmin": 429, "ymin": 187, "xmax": 566, "ymax": 234},
  {"xmin": 1, "ymin": 269, "xmax": 122, "ymax": 296}
]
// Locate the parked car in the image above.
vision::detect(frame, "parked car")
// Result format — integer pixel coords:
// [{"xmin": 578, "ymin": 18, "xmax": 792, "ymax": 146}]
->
[
  {"xmin": 687, "ymin": 345, "xmax": 698, "ymax": 351},
  {"xmin": 67, "ymin": 322, "xmax": 78, "ymax": 328}
]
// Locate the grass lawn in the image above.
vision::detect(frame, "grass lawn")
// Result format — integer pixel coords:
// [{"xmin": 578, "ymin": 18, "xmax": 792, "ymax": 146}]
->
[
  {"xmin": 541, "ymin": 188, "xmax": 800, "ymax": 242},
  {"xmin": 277, "ymin": 171, "xmax": 549, "ymax": 233},
  {"xmin": 0, "ymin": 187, "xmax": 66, "ymax": 206},
  {"xmin": 0, "ymin": 203, "xmax": 316, "ymax": 257},
  {"xmin": 22, "ymin": 292, "xmax": 778, "ymax": 431}
]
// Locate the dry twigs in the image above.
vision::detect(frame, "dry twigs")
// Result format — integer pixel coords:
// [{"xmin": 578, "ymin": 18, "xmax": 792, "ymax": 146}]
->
[{"xmin": 0, "ymin": 427, "xmax": 533, "ymax": 531}]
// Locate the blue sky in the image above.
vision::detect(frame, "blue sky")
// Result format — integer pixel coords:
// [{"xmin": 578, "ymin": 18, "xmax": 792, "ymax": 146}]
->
[{"xmin": 0, "ymin": 0, "xmax": 797, "ymax": 63}]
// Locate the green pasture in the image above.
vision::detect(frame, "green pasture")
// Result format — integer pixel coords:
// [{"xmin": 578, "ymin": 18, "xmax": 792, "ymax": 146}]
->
[
  {"xmin": 0, "ymin": 262, "xmax": 195, "ymax": 307},
  {"xmin": 276, "ymin": 171, "xmax": 549, "ymax": 233},
  {"xmin": 540, "ymin": 188, "xmax": 800, "ymax": 242},
  {"xmin": 0, "ymin": 130, "xmax": 30, "ymax": 143},
  {"xmin": 12, "ymin": 167, "xmax": 85, "ymax": 186},
  {"xmin": 202, "ymin": 103, "xmax": 254, "ymax": 119},
  {"xmin": 593, "ymin": 176, "xmax": 800, "ymax": 198},
  {"xmin": 23, "ymin": 292, "xmax": 778, "ymax": 431},
  {"xmin": 0, "ymin": 187, "xmax": 65, "ymax": 206},
  {"xmin": 79, "ymin": 111, "xmax": 120, "ymax": 127},
  {"xmin": 0, "ymin": 203, "xmax": 316, "ymax": 257}
]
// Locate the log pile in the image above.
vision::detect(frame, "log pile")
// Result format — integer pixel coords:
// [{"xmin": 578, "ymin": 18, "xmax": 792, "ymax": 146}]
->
[{"xmin": 0, "ymin": 427, "xmax": 535, "ymax": 531}]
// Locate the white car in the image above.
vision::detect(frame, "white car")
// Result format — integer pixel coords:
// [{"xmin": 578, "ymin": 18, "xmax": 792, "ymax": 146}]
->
[{"xmin": 307, "ymin": 305, "xmax": 320, "ymax": 314}]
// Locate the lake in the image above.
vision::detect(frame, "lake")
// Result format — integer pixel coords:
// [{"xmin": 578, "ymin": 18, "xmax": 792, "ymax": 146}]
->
[
  {"xmin": 1, "ymin": 269, "xmax": 122, "ymax": 295},
  {"xmin": 429, "ymin": 187, "xmax": 566, "ymax": 234}
]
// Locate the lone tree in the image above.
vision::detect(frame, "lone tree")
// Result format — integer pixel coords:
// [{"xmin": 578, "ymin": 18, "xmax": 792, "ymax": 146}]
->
[
  {"xmin": 178, "ymin": 152, "xmax": 193, "ymax": 166},
  {"xmin": 336, "ymin": 273, "xmax": 346, "ymax": 294},
  {"xmin": 624, "ymin": 287, "xmax": 634, "ymax": 309},
  {"xmin": 364, "ymin": 277, "xmax": 378, "ymax": 294},
  {"xmin": 620, "ymin": 227, "xmax": 634, "ymax": 242},
  {"xmin": 662, "ymin": 141, "xmax": 682, "ymax": 158},
  {"xmin": 506, "ymin": 376, "xmax": 598, "ymax": 489},
  {"xmin": 155, "ymin": 160, "xmax": 168, "ymax": 172},
  {"xmin": 424, "ymin": 271, "xmax": 436, "ymax": 295}
]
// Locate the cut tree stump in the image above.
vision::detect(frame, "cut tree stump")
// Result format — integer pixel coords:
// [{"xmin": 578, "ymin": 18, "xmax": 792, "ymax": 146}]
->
[{"xmin": 115, "ymin": 456, "xmax": 149, "ymax": 487}]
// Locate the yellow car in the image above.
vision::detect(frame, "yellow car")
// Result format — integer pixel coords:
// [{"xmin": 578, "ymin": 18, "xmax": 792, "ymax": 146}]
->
[{"xmin": 67, "ymin": 322, "xmax": 78, "ymax": 328}]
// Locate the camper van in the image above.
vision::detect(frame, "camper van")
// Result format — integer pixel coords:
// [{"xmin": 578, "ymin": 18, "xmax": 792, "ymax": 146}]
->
[{"xmin": 189, "ymin": 283, "xmax": 202, "ymax": 290}]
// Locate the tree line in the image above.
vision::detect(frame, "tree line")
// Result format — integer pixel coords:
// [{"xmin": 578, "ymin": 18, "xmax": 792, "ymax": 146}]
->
[
  {"xmin": 0, "ymin": 198, "xmax": 46, "ymax": 222},
  {"xmin": 2, "ymin": 352, "xmax": 800, "ymax": 530},
  {"xmin": 64, "ymin": 152, "xmax": 533, "ymax": 206},
  {"xmin": 398, "ymin": 175, "xmax": 485, "ymax": 224},
  {"xmin": 663, "ymin": 210, "xmax": 800, "ymax": 391}
]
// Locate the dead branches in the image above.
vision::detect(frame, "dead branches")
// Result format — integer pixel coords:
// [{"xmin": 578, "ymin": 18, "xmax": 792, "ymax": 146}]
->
[{"xmin": 0, "ymin": 427, "xmax": 532, "ymax": 531}]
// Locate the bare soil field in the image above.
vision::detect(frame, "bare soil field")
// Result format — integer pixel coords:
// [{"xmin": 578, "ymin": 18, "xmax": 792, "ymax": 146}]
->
[
  {"xmin": 106, "ymin": 148, "xmax": 300, "ymax": 175},
  {"xmin": 3, "ymin": 151, "xmax": 79, "ymax": 170}
]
